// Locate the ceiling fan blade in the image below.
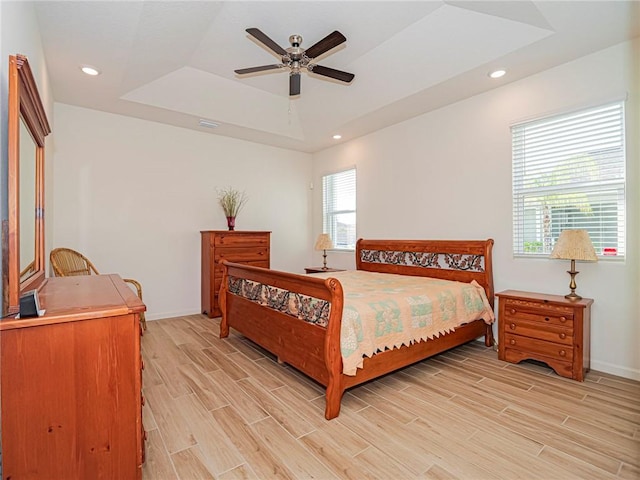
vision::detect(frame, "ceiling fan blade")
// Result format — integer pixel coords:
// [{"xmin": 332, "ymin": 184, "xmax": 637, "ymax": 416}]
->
[
  {"xmin": 235, "ymin": 65, "xmax": 282, "ymax": 75},
  {"xmin": 290, "ymin": 73, "xmax": 301, "ymax": 96},
  {"xmin": 310, "ymin": 65, "xmax": 354, "ymax": 83},
  {"xmin": 246, "ymin": 28, "xmax": 287, "ymax": 56},
  {"xmin": 305, "ymin": 31, "xmax": 347, "ymax": 59}
]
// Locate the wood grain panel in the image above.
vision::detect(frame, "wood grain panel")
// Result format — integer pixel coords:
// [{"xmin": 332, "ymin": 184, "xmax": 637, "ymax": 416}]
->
[
  {"xmin": 201, "ymin": 230, "xmax": 270, "ymax": 318},
  {"xmin": 1, "ymin": 314, "xmax": 139, "ymax": 479}
]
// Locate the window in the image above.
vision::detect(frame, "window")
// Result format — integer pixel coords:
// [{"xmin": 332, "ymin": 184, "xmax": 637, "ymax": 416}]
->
[
  {"xmin": 322, "ymin": 168, "xmax": 356, "ymax": 250},
  {"xmin": 512, "ymin": 101, "xmax": 626, "ymax": 258}
]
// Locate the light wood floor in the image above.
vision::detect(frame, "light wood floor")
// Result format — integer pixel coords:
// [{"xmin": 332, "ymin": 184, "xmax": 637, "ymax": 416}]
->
[{"xmin": 141, "ymin": 314, "xmax": 640, "ymax": 480}]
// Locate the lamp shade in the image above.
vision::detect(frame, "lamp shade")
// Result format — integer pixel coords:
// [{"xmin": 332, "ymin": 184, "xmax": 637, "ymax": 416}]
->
[
  {"xmin": 550, "ymin": 230, "xmax": 598, "ymax": 262},
  {"xmin": 314, "ymin": 234, "xmax": 334, "ymax": 251}
]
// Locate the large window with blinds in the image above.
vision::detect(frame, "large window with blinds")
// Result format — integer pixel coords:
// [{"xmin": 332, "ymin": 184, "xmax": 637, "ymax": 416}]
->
[
  {"xmin": 512, "ymin": 101, "xmax": 626, "ymax": 258},
  {"xmin": 322, "ymin": 168, "xmax": 356, "ymax": 250}
]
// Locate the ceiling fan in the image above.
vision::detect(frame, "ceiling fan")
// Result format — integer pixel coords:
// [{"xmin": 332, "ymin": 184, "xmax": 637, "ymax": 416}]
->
[{"xmin": 234, "ymin": 28, "xmax": 355, "ymax": 96}]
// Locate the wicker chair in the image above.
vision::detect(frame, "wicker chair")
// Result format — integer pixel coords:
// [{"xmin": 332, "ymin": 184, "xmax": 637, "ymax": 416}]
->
[{"xmin": 49, "ymin": 247, "xmax": 146, "ymax": 329}]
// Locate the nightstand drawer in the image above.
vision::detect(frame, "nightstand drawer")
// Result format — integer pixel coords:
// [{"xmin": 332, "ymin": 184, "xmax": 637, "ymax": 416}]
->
[
  {"xmin": 503, "ymin": 299, "xmax": 573, "ymax": 327},
  {"xmin": 504, "ymin": 349, "xmax": 573, "ymax": 378},
  {"xmin": 505, "ymin": 333, "xmax": 572, "ymax": 362},
  {"xmin": 505, "ymin": 318, "xmax": 573, "ymax": 345}
]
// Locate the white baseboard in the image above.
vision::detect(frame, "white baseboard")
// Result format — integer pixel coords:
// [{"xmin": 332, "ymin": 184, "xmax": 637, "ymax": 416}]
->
[
  {"xmin": 145, "ymin": 309, "xmax": 203, "ymax": 322},
  {"xmin": 590, "ymin": 360, "xmax": 640, "ymax": 381}
]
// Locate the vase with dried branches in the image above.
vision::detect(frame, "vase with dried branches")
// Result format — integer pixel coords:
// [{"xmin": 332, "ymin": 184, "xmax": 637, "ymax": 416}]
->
[{"xmin": 217, "ymin": 187, "xmax": 248, "ymax": 231}]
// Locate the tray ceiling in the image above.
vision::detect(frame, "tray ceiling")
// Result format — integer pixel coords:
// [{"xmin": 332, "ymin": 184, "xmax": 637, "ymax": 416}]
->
[{"xmin": 34, "ymin": 1, "xmax": 639, "ymax": 152}]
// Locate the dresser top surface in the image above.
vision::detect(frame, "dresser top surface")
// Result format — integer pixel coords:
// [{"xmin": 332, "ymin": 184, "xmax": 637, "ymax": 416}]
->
[{"xmin": 1, "ymin": 275, "xmax": 145, "ymax": 330}]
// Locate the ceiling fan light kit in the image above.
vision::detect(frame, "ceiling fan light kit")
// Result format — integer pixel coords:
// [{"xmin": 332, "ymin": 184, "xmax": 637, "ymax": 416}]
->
[{"xmin": 235, "ymin": 28, "xmax": 354, "ymax": 96}]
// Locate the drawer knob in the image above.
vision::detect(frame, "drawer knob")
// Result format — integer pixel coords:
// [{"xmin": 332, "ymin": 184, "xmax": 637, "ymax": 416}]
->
[
  {"xmin": 560, "ymin": 316, "xmax": 567, "ymax": 323},
  {"xmin": 559, "ymin": 350, "xmax": 567, "ymax": 357},
  {"xmin": 509, "ymin": 323, "xmax": 516, "ymax": 330},
  {"xmin": 510, "ymin": 309, "xmax": 516, "ymax": 314},
  {"xmin": 559, "ymin": 333, "xmax": 566, "ymax": 340},
  {"xmin": 510, "ymin": 339, "xmax": 516, "ymax": 345}
]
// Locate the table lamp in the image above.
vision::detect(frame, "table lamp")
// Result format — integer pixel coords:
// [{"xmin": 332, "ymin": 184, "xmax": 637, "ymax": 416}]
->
[
  {"xmin": 550, "ymin": 229, "xmax": 598, "ymax": 300},
  {"xmin": 314, "ymin": 234, "xmax": 334, "ymax": 270}
]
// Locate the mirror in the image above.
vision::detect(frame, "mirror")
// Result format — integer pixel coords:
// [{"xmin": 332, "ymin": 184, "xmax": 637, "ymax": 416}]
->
[
  {"xmin": 19, "ymin": 118, "xmax": 37, "ymax": 282},
  {"xmin": 3, "ymin": 54, "xmax": 50, "ymax": 316}
]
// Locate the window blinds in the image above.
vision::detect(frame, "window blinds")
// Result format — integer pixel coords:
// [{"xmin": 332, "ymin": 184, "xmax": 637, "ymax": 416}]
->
[
  {"xmin": 322, "ymin": 168, "xmax": 356, "ymax": 250},
  {"xmin": 512, "ymin": 101, "xmax": 625, "ymax": 257}
]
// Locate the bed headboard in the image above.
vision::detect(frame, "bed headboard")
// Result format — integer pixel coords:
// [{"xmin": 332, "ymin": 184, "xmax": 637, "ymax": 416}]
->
[{"xmin": 356, "ymin": 238, "xmax": 495, "ymax": 308}]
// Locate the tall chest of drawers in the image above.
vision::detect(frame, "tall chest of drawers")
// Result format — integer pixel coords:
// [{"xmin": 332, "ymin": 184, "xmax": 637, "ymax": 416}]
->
[
  {"xmin": 496, "ymin": 290, "xmax": 593, "ymax": 381},
  {"xmin": 201, "ymin": 230, "xmax": 270, "ymax": 318}
]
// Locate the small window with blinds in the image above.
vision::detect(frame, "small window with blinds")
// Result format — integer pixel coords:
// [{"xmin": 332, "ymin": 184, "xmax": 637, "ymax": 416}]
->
[
  {"xmin": 322, "ymin": 168, "xmax": 356, "ymax": 250},
  {"xmin": 512, "ymin": 101, "xmax": 626, "ymax": 258}
]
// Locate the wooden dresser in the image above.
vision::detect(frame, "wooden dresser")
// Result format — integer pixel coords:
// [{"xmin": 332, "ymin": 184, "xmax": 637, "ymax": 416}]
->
[
  {"xmin": 496, "ymin": 290, "xmax": 592, "ymax": 381},
  {"xmin": 0, "ymin": 275, "xmax": 146, "ymax": 479},
  {"xmin": 201, "ymin": 230, "xmax": 270, "ymax": 317}
]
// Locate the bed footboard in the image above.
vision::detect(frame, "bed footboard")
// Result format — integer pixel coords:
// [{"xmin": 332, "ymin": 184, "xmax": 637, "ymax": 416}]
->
[{"xmin": 219, "ymin": 261, "xmax": 345, "ymax": 418}]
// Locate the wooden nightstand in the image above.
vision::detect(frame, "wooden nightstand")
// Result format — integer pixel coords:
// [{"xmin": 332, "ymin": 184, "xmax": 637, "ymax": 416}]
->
[
  {"xmin": 496, "ymin": 290, "xmax": 593, "ymax": 381},
  {"xmin": 304, "ymin": 267, "xmax": 344, "ymax": 274}
]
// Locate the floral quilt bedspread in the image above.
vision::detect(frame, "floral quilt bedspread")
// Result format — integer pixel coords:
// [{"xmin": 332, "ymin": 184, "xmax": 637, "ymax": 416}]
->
[{"xmin": 311, "ymin": 270, "xmax": 495, "ymax": 375}]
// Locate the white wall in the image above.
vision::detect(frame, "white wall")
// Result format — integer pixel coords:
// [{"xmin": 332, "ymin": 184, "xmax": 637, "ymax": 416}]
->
[
  {"xmin": 52, "ymin": 104, "xmax": 313, "ymax": 319},
  {"xmin": 312, "ymin": 40, "xmax": 640, "ymax": 380}
]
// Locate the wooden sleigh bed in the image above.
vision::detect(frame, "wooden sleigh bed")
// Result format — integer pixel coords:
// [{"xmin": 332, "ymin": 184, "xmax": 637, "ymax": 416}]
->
[{"xmin": 219, "ymin": 238, "xmax": 495, "ymax": 420}]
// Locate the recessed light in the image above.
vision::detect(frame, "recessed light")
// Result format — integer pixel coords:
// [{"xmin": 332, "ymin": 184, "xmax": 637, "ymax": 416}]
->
[
  {"xmin": 489, "ymin": 69, "xmax": 506, "ymax": 79},
  {"xmin": 332, "ymin": 134, "xmax": 342, "ymax": 140},
  {"xmin": 80, "ymin": 65, "xmax": 100, "ymax": 76},
  {"xmin": 199, "ymin": 119, "xmax": 220, "ymax": 128}
]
